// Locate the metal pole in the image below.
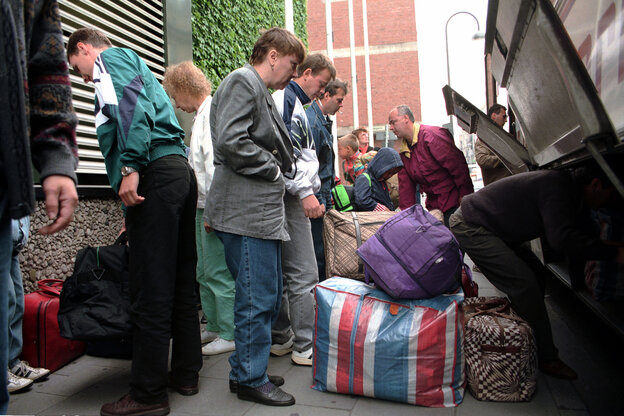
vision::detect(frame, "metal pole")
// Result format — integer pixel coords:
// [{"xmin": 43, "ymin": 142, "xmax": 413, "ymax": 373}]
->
[
  {"xmin": 347, "ymin": 0, "xmax": 359, "ymax": 128},
  {"xmin": 325, "ymin": 0, "xmax": 340, "ymax": 177},
  {"xmin": 362, "ymin": 0, "xmax": 373, "ymax": 143},
  {"xmin": 445, "ymin": 11, "xmax": 480, "ymax": 133},
  {"xmin": 285, "ymin": 0, "xmax": 294, "ymax": 32},
  {"xmin": 325, "ymin": 0, "xmax": 334, "ymax": 61}
]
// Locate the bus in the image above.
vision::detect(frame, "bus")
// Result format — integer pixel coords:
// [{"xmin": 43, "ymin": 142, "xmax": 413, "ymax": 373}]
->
[{"xmin": 443, "ymin": 0, "xmax": 624, "ymax": 336}]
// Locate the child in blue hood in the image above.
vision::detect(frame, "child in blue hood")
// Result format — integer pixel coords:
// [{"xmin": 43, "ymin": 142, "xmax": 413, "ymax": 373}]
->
[{"xmin": 354, "ymin": 147, "xmax": 404, "ymax": 211}]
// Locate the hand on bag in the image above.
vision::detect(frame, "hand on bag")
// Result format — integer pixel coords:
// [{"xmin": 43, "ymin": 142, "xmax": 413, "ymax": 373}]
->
[
  {"xmin": 301, "ymin": 194, "xmax": 325, "ymax": 218},
  {"xmin": 204, "ymin": 222, "xmax": 213, "ymax": 233},
  {"xmin": 119, "ymin": 172, "xmax": 145, "ymax": 207}
]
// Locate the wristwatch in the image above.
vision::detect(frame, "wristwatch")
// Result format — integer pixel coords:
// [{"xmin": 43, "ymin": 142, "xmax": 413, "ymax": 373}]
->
[{"xmin": 121, "ymin": 166, "xmax": 137, "ymax": 176}]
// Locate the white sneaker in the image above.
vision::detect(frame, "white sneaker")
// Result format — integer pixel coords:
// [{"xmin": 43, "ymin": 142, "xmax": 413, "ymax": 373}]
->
[
  {"xmin": 10, "ymin": 360, "xmax": 50, "ymax": 381},
  {"xmin": 7, "ymin": 371, "xmax": 33, "ymax": 393},
  {"xmin": 201, "ymin": 337, "xmax": 235, "ymax": 355},
  {"xmin": 291, "ymin": 347, "xmax": 313, "ymax": 366},
  {"xmin": 270, "ymin": 336, "xmax": 294, "ymax": 356},
  {"xmin": 201, "ymin": 328, "xmax": 219, "ymax": 344}
]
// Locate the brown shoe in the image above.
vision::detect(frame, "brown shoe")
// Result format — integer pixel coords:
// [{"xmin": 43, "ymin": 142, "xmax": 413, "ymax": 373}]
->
[
  {"xmin": 100, "ymin": 393, "xmax": 170, "ymax": 416},
  {"xmin": 169, "ymin": 383, "xmax": 198, "ymax": 396},
  {"xmin": 539, "ymin": 359, "xmax": 578, "ymax": 380},
  {"xmin": 168, "ymin": 373, "xmax": 198, "ymax": 396}
]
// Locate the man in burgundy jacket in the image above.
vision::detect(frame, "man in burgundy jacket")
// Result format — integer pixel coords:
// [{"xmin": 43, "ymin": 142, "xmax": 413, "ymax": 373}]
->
[{"xmin": 389, "ymin": 105, "xmax": 473, "ymax": 225}]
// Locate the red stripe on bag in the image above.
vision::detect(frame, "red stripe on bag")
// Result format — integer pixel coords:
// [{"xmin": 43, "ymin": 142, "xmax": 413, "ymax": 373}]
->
[
  {"xmin": 415, "ymin": 308, "xmax": 447, "ymax": 406},
  {"xmin": 352, "ymin": 298, "xmax": 374, "ymax": 395},
  {"xmin": 336, "ymin": 294, "xmax": 359, "ymax": 392}
]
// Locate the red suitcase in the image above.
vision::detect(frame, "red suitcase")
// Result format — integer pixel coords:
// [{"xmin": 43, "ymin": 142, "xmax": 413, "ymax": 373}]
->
[{"xmin": 21, "ymin": 279, "xmax": 86, "ymax": 372}]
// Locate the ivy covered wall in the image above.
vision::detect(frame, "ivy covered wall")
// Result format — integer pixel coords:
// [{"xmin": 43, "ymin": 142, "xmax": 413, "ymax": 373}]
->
[{"xmin": 191, "ymin": 0, "xmax": 308, "ymax": 89}]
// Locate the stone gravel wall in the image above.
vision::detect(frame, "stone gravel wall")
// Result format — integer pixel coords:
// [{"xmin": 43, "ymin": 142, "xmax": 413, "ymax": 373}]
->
[{"xmin": 19, "ymin": 198, "xmax": 124, "ymax": 293}]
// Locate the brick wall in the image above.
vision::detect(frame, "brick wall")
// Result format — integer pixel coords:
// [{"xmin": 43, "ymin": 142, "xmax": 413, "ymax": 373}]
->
[{"xmin": 307, "ymin": 0, "xmax": 422, "ymax": 137}]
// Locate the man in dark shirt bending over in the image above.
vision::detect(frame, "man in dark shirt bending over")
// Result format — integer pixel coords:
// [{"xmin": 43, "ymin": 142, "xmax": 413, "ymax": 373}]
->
[{"xmin": 450, "ymin": 163, "xmax": 624, "ymax": 380}]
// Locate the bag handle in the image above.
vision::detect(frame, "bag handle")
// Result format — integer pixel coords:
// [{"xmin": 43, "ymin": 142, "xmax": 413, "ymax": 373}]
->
[
  {"xmin": 350, "ymin": 212, "xmax": 365, "ymax": 274},
  {"xmin": 91, "ymin": 232, "xmax": 128, "ymax": 278},
  {"xmin": 465, "ymin": 298, "xmax": 527, "ymax": 324},
  {"xmin": 37, "ymin": 278, "xmax": 64, "ymax": 297},
  {"xmin": 114, "ymin": 231, "xmax": 128, "ymax": 246}
]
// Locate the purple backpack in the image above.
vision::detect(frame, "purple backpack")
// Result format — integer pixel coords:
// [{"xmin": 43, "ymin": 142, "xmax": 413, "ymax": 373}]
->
[{"xmin": 356, "ymin": 204, "xmax": 461, "ymax": 299}]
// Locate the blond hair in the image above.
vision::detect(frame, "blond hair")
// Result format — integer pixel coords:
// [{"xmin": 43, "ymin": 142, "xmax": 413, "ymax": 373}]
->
[
  {"xmin": 162, "ymin": 61, "xmax": 211, "ymax": 99},
  {"xmin": 338, "ymin": 134, "xmax": 359, "ymax": 152}
]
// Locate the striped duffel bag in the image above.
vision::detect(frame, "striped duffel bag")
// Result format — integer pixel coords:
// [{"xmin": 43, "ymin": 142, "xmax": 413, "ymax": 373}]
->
[{"xmin": 313, "ymin": 277, "xmax": 465, "ymax": 407}]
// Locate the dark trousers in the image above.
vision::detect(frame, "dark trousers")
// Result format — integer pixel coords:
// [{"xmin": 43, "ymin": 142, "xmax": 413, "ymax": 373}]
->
[
  {"xmin": 449, "ymin": 208, "xmax": 557, "ymax": 362},
  {"xmin": 125, "ymin": 155, "xmax": 202, "ymax": 403},
  {"xmin": 310, "ymin": 216, "xmax": 326, "ymax": 281}
]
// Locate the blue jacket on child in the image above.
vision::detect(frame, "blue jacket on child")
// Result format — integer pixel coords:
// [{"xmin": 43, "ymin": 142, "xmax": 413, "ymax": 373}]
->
[{"xmin": 354, "ymin": 147, "xmax": 403, "ymax": 211}]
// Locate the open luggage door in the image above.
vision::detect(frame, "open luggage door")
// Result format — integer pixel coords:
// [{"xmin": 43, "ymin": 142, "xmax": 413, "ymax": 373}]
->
[
  {"xmin": 445, "ymin": 0, "xmax": 624, "ymax": 338},
  {"xmin": 444, "ymin": 0, "xmax": 622, "ymax": 181}
]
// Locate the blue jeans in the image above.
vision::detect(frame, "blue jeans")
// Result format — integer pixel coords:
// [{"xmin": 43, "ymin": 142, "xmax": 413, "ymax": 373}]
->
[
  {"xmin": 8, "ymin": 216, "xmax": 29, "ymax": 367},
  {"xmin": 0, "ymin": 194, "xmax": 12, "ymax": 413},
  {"xmin": 216, "ymin": 231, "xmax": 282, "ymax": 388}
]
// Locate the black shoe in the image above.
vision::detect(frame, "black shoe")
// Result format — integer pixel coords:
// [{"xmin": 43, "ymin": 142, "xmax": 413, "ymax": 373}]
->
[
  {"xmin": 236, "ymin": 383, "xmax": 295, "ymax": 406},
  {"xmin": 229, "ymin": 375, "xmax": 284, "ymax": 393}
]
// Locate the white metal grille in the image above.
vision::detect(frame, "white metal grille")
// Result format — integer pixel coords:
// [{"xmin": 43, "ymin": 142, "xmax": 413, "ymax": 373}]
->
[{"xmin": 59, "ymin": 0, "xmax": 165, "ymax": 177}]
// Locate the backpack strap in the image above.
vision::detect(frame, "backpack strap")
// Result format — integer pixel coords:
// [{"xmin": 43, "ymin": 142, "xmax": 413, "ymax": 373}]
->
[
  {"xmin": 362, "ymin": 172, "xmax": 372, "ymax": 186},
  {"xmin": 331, "ymin": 185, "xmax": 354, "ymax": 211}
]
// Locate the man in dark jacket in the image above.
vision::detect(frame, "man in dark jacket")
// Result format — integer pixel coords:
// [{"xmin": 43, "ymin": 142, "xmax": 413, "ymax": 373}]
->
[
  {"xmin": 306, "ymin": 80, "xmax": 348, "ymax": 281},
  {"xmin": 475, "ymin": 104, "xmax": 512, "ymax": 185},
  {"xmin": 450, "ymin": 164, "xmax": 624, "ymax": 380},
  {"xmin": 354, "ymin": 148, "xmax": 403, "ymax": 211}
]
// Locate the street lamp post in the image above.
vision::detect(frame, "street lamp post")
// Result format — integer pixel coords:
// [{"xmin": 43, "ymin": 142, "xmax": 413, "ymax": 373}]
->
[{"xmin": 444, "ymin": 11, "xmax": 481, "ymax": 133}]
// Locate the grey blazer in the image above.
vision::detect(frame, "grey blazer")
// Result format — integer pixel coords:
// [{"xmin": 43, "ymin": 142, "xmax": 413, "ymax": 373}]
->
[{"xmin": 204, "ymin": 64, "xmax": 294, "ymax": 241}]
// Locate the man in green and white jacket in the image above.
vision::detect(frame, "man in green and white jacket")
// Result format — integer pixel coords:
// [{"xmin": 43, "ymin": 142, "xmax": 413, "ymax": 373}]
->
[{"xmin": 67, "ymin": 28, "xmax": 201, "ymax": 416}]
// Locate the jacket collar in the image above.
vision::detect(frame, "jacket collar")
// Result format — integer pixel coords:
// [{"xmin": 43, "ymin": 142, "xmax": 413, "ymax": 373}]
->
[
  {"xmin": 288, "ymin": 80, "xmax": 311, "ymax": 105},
  {"xmin": 311, "ymin": 100, "xmax": 332, "ymax": 130},
  {"xmin": 399, "ymin": 123, "xmax": 421, "ymax": 159},
  {"xmin": 195, "ymin": 95, "xmax": 211, "ymax": 119}
]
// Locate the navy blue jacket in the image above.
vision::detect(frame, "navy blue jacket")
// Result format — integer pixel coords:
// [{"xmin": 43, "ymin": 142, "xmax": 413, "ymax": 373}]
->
[
  {"xmin": 306, "ymin": 101, "xmax": 335, "ymax": 208},
  {"xmin": 354, "ymin": 147, "xmax": 403, "ymax": 211}
]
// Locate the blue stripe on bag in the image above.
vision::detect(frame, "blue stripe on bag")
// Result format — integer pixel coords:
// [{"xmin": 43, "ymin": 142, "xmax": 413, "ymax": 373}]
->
[
  {"xmin": 373, "ymin": 305, "xmax": 412, "ymax": 402},
  {"xmin": 313, "ymin": 287, "xmax": 335, "ymax": 390}
]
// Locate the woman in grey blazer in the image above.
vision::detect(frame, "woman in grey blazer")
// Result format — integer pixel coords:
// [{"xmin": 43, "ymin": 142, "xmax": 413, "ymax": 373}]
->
[{"xmin": 204, "ymin": 28, "xmax": 305, "ymax": 407}]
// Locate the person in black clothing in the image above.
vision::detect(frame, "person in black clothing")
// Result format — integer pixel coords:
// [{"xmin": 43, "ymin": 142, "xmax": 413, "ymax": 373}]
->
[{"xmin": 449, "ymin": 163, "xmax": 624, "ymax": 380}]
